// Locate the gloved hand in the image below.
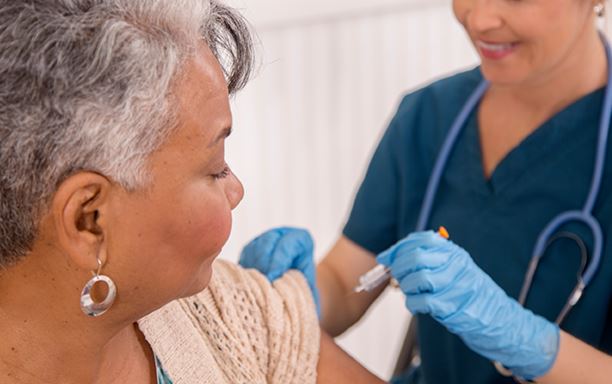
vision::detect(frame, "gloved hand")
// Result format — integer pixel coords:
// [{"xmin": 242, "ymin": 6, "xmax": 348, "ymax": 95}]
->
[
  {"xmin": 377, "ymin": 231, "xmax": 560, "ymax": 380},
  {"xmin": 239, "ymin": 227, "xmax": 320, "ymax": 316}
]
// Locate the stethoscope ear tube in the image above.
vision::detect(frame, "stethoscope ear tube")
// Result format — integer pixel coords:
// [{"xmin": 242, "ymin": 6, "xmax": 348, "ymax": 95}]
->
[
  {"xmin": 524, "ymin": 206, "xmax": 604, "ymax": 314},
  {"xmin": 520, "ymin": 230, "xmax": 589, "ymax": 325}
]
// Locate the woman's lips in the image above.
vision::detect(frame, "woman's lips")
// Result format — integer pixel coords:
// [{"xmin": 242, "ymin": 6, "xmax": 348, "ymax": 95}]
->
[{"xmin": 476, "ymin": 40, "xmax": 519, "ymax": 60}]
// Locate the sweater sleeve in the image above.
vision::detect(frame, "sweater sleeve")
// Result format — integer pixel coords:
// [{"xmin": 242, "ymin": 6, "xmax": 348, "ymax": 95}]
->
[{"xmin": 180, "ymin": 260, "xmax": 320, "ymax": 384}]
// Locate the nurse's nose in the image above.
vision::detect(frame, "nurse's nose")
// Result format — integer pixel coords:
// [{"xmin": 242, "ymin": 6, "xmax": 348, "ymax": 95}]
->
[
  {"xmin": 225, "ymin": 169, "xmax": 244, "ymax": 210},
  {"xmin": 466, "ymin": 0, "xmax": 504, "ymax": 34}
]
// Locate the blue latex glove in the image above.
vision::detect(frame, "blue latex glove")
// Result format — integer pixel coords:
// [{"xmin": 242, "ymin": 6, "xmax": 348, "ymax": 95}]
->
[
  {"xmin": 377, "ymin": 231, "xmax": 560, "ymax": 381},
  {"xmin": 239, "ymin": 227, "xmax": 320, "ymax": 316}
]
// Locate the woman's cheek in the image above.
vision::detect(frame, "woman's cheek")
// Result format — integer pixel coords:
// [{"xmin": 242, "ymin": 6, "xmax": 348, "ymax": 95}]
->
[
  {"xmin": 197, "ymin": 211, "xmax": 232, "ymax": 257},
  {"xmin": 184, "ymin": 193, "xmax": 233, "ymax": 258}
]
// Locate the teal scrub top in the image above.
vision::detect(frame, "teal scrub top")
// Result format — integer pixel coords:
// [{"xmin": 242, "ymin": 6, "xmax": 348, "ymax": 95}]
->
[{"xmin": 343, "ymin": 68, "xmax": 612, "ymax": 384}]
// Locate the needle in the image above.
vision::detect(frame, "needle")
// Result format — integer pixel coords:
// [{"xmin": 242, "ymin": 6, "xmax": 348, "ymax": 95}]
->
[{"xmin": 353, "ymin": 227, "xmax": 449, "ymax": 293}]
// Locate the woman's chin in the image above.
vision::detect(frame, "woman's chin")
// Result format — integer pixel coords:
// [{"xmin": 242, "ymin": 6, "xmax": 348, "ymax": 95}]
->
[{"xmin": 181, "ymin": 257, "xmax": 217, "ymax": 297}]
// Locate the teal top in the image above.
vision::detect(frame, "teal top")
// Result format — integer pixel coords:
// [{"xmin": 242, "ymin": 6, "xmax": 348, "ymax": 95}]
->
[
  {"xmin": 155, "ymin": 355, "xmax": 173, "ymax": 384},
  {"xmin": 344, "ymin": 68, "xmax": 612, "ymax": 384}
]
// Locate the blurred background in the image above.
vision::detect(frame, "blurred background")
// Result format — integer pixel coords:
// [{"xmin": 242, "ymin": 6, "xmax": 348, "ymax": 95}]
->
[{"xmin": 216, "ymin": 0, "xmax": 610, "ymax": 379}]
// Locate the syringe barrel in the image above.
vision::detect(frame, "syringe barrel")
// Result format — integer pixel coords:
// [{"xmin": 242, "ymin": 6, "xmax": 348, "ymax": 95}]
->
[{"xmin": 355, "ymin": 264, "xmax": 390, "ymax": 292}]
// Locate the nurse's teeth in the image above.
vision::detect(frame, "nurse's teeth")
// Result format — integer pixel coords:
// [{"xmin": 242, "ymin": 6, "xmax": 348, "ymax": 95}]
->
[{"xmin": 477, "ymin": 41, "xmax": 514, "ymax": 51}]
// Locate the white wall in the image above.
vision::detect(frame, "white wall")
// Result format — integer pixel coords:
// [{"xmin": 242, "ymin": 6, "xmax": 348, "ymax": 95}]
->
[
  {"xmin": 217, "ymin": 1, "xmax": 612, "ymax": 379},
  {"xmin": 228, "ymin": 0, "xmax": 442, "ymax": 27}
]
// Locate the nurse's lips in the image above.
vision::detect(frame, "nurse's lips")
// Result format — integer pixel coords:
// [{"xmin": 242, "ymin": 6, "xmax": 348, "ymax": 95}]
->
[{"xmin": 476, "ymin": 40, "xmax": 519, "ymax": 60}]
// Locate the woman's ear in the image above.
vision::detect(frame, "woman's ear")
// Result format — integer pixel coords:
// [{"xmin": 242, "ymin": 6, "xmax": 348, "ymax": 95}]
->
[{"xmin": 51, "ymin": 172, "xmax": 113, "ymax": 272}]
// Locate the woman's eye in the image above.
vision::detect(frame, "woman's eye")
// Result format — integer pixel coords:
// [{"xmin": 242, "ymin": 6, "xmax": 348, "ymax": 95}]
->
[{"xmin": 212, "ymin": 165, "xmax": 231, "ymax": 180}]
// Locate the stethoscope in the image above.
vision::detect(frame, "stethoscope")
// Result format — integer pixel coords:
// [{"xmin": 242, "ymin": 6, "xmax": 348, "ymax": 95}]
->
[{"xmin": 415, "ymin": 34, "xmax": 612, "ymax": 381}]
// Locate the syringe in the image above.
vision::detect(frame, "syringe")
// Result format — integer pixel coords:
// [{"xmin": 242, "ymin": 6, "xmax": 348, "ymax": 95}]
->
[
  {"xmin": 353, "ymin": 227, "xmax": 449, "ymax": 293},
  {"xmin": 354, "ymin": 264, "xmax": 391, "ymax": 293}
]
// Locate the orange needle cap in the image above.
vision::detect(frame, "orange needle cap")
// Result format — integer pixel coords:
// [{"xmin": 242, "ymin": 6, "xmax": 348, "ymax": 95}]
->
[{"xmin": 438, "ymin": 226, "xmax": 450, "ymax": 239}]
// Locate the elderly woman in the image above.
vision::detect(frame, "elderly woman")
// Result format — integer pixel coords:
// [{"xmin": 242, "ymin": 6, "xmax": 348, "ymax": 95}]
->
[{"xmin": 0, "ymin": 1, "xmax": 384, "ymax": 383}]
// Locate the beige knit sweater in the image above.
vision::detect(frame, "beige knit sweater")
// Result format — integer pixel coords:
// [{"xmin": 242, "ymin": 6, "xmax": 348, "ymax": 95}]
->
[{"xmin": 138, "ymin": 260, "xmax": 320, "ymax": 384}]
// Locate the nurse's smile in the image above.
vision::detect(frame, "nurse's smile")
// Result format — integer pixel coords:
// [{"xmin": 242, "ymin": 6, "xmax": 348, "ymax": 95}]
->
[{"xmin": 476, "ymin": 40, "xmax": 519, "ymax": 60}]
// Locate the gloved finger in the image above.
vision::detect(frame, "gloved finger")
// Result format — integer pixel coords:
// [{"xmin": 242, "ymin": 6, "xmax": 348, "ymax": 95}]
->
[
  {"xmin": 282, "ymin": 229, "xmax": 314, "ymax": 269},
  {"xmin": 405, "ymin": 230, "xmax": 446, "ymax": 243},
  {"xmin": 404, "ymin": 269, "xmax": 458, "ymax": 299},
  {"xmin": 261, "ymin": 228, "xmax": 320, "ymax": 317},
  {"xmin": 388, "ymin": 248, "xmax": 453, "ymax": 278},
  {"xmin": 402, "ymin": 249, "xmax": 473, "ymax": 291},
  {"xmin": 377, "ymin": 230, "xmax": 448, "ymax": 266},
  {"xmin": 408, "ymin": 268, "xmax": 487, "ymax": 320},
  {"xmin": 404, "ymin": 293, "xmax": 435, "ymax": 315},
  {"xmin": 404, "ymin": 291, "xmax": 461, "ymax": 319},
  {"xmin": 376, "ymin": 231, "xmax": 436, "ymax": 266},
  {"xmin": 240, "ymin": 229, "xmax": 282, "ymax": 261},
  {"xmin": 397, "ymin": 270, "xmax": 435, "ymax": 295},
  {"xmin": 267, "ymin": 228, "xmax": 313, "ymax": 280},
  {"xmin": 239, "ymin": 230, "xmax": 282, "ymax": 268},
  {"xmin": 402, "ymin": 230, "xmax": 451, "ymax": 251}
]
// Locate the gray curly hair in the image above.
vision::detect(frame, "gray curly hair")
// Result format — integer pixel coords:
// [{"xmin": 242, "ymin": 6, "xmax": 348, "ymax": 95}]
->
[{"xmin": 0, "ymin": 0, "xmax": 254, "ymax": 267}]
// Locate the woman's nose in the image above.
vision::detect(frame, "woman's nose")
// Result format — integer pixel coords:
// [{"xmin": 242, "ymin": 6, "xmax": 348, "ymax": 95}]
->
[
  {"xmin": 225, "ymin": 170, "xmax": 244, "ymax": 210},
  {"xmin": 466, "ymin": 1, "xmax": 504, "ymax": 34}
]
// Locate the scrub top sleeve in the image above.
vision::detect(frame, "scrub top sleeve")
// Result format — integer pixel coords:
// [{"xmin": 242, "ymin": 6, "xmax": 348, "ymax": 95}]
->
[{"xmin": 343, "ymin": 110, "xmax": 405, "ymax": 255}]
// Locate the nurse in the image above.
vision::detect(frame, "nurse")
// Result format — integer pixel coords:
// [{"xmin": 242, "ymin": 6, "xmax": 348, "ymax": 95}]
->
[{"xmin": 240, "ymin": 0, "xmax": 612, "ymax": 383}]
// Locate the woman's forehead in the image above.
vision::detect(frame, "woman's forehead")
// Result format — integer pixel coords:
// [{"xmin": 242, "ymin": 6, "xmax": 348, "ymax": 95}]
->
[{"xmin": 172, "ymin": 46, "xmax": 232, "ymax": 145}]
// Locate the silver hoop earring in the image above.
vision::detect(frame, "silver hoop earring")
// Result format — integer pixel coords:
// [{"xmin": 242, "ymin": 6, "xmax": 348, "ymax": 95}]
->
[
  {"xmin": 595, "ymin": 2, "xmax": 605, "ymax": 17},
  {"xmin": 80, "ymin": 257, "xmax": 117, "ymax": 317}
]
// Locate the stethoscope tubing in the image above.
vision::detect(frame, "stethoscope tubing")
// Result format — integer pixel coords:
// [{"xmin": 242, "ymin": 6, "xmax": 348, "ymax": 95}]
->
[
  {"xmin": 415, "ymin": 79, "xmax": 489, "ymax": 232},
  {"xmin": 530, "ymin": 210, "xmax": 603, "ymax": 289},
  {"xmin": 530, "ymin": 32, "xmax": 612, "ymax": 289}
]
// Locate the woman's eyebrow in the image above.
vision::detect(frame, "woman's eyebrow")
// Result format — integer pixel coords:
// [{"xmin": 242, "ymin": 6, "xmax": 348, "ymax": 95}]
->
[{"xmin": 209, "ymin": 126, "xmax": 232, "ymax": 147}]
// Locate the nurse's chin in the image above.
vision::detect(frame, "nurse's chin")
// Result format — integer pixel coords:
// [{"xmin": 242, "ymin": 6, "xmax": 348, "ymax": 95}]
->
[{"xmin": 479, "ymin": 64, "xmax": 532, "ymax": 88}]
